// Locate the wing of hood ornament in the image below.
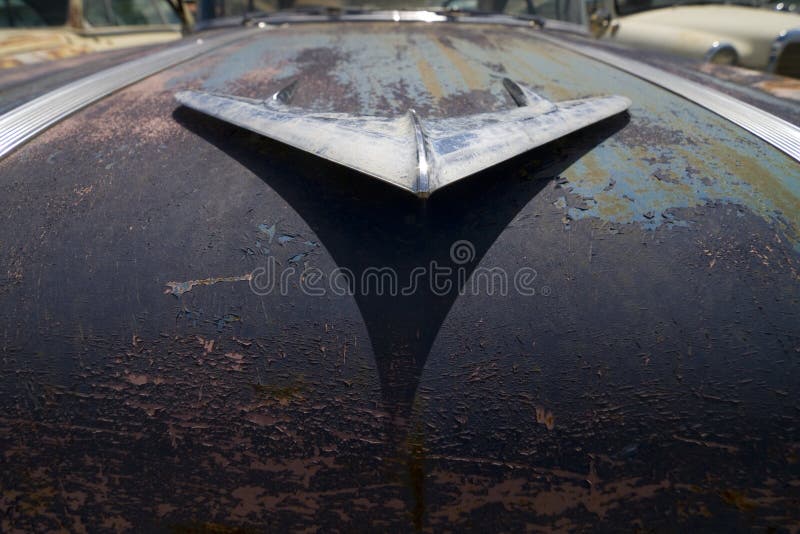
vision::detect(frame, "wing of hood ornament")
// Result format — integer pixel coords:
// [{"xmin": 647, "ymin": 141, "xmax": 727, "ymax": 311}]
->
[{"xmin": 175, "ymin": 79, "xmax": 630, "ymax": 198}]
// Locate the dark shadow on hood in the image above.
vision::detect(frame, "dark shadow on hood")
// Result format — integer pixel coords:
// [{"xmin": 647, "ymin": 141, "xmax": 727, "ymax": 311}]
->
[{"xmin": 173, "ymin": 106, "xmax": 629, "ymax": 421}]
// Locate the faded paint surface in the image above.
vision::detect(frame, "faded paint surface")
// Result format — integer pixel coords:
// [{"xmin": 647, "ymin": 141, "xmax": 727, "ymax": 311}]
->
[{"xmin": 0, "ymin": 22, "xmax": 798, "ymax": 531}]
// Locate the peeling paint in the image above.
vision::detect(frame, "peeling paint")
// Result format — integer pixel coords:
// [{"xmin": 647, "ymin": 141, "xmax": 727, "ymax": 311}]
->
[{"xmin": 164, "ymin": 274, "xmax": 253, "ymax": 296}]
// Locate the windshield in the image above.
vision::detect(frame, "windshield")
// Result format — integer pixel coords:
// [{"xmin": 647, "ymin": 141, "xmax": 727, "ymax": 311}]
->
[
  {"xmin": 0, "ymin": 0, "xmax": 69, "ymax": 27},
  {"xmin": 84, "ymin": 0, "xmax": 181, "ymax": 26},
  {"xmin": 0, "ymin": 0, "xmax": 180, "ymax": 28}
]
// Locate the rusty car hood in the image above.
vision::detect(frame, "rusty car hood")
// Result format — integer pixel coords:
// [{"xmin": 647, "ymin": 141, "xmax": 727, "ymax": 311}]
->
[
  {"xmin": 0, "ymin": 22, "xmax": 799, "ymax": 531},
  {"xmin": 0, "ymin": 40, "xmax": 179, "ymax": 114}
]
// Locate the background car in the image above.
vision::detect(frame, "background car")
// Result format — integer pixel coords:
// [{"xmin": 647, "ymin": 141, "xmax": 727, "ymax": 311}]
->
[
  {"xmin": 0, "ymin": 0, "xmax": 193, "ymax": 68},
  {"xmin": 529, "ymin": 0, "xmax": 800, "ymax": 78}
]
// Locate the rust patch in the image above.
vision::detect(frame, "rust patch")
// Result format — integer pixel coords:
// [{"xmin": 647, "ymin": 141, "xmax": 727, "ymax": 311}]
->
[
  {"xmin": 434, "ymin": 35, "xmax": 483, "ymax": 90},
  {"xmin": 754, "ymin": 78, "xmax": 800, "ymax": 102},
  {"xmin": 414, "ymin": 53, "xmax": 444, "ymax": 100}
]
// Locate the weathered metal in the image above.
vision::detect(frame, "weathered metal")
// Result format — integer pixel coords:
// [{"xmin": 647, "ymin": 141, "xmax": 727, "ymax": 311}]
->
[{"xmin": 0, "ymin": 20, "xmax": 798, "ymax": 532}]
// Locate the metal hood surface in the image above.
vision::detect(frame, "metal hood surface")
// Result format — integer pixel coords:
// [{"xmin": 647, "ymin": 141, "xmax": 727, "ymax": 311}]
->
[{"xmin": 1, "ymin": 20, "xmax": 800, "ymax": 532}]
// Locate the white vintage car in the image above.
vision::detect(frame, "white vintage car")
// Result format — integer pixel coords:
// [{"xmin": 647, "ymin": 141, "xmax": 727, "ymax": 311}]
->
[{"xmin": 531, "ymin": 0, "xmax": 800, "ymax": 77}]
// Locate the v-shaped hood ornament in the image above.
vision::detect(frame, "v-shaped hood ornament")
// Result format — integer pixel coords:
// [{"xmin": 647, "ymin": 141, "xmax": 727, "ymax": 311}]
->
[{"xmin": 175, "ymin": 79, "xmax": 630, "ymax": 198}]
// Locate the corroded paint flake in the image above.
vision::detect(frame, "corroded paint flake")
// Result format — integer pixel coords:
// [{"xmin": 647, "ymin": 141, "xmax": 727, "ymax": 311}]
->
[{"xmin": 164, "ymin": 273, "xmax": 253, "ymax": 297}]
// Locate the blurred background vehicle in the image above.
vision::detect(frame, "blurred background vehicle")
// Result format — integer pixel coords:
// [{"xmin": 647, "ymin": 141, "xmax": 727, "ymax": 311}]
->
[
  {"xmin": 762, "ymin": 0, "xmax": 797, "ymax": 13},
  {"xmin": 0, "ymin": 0, "xmax": 193, "ymax": 68},
  {"xmin": 585, "ymin": 0, "xmax": 800, "ymax": 78}
]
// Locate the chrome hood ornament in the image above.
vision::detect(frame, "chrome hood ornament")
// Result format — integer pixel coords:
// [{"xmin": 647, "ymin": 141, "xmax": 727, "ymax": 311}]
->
[{"xmin": 175, "ymin": 79, "xmax": 630, "ymax": 198}]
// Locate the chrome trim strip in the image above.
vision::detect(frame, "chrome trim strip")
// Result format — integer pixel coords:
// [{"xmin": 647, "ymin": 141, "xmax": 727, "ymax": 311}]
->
[
  {"xmin": 0, "ymin": 29, "xmax": 259, "ymax": 160},
  {"xmin": 408, "ymin": 109, "xmax": 431, "ymax": 197},
  {"xmin": 76, "ymin": 25, "xmax": 183, "ymax": 37},
  {"xmin": 538, "ymin": 32, "xmax": 800, "ymax": 164},
  {"xmin": 198, "ymin": 9, "xmax": 583, "ymax": 32},
  {"xmin": 247, "ymin": 10, "xmax": 543, "ymax": 28}
]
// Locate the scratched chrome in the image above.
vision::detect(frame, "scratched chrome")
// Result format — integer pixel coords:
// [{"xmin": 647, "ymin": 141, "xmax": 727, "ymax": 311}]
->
[
  {"xmin": 246, "ymin": 10, "xmax": 585, "ymax": 32},
  {"xmin": 537, "ymin": 32, "xmax": 800, "ymax": 164},
  {"xmin": 175, "ymin": 79, "xmax": 630, "ymax": 197},
  {"xmin": 408, "ymin": 109, "xmax": 431, "ymax": 196},
  {"xmin": 0, "ymin": 29, "xmax": 260, "ymax": 160}
]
